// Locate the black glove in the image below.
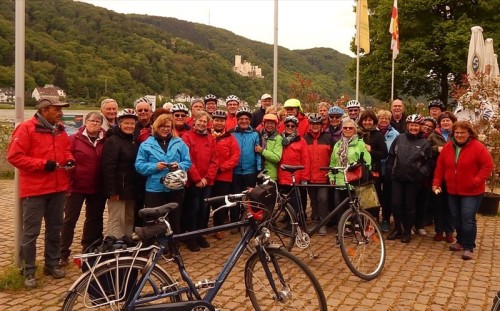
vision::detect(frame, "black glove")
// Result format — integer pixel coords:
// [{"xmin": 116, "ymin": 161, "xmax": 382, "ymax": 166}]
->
[{"xmin": 44, "ymin": 160, "xmax": 57, "ymax": 172}]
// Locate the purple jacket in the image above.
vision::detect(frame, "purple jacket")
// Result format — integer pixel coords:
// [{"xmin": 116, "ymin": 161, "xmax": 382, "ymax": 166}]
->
[{"xmin": 69, "ymin": 127, "xmax": 106, "ymax": 194}]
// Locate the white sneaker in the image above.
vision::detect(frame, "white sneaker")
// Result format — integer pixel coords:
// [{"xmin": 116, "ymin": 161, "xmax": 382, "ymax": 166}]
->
[
  {"xmin": 417, "ymin": 228, "xmax": 427, "ymax": 236},
  {"xmin": 318, "ymin": 226, "xmax": 327, "ymax": 236}
]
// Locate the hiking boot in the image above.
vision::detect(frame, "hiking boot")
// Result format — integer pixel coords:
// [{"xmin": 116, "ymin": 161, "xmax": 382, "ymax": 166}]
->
[
  {"xmin": 433, "ymin": 232, "xmax": 444, "ymax": 242},
  {"xmin": 445, "ymin": 233, "xmax": 455, "ymax": 243},
  {"xmin": 44, "ymin": 265, "xmax": 65, "ymax": 279},
  {"xmin": 318, "ymin": 226, "xmax": 327, "ymax": 236},
  {"xmin": 186, "ymin": 239, "xmax": 200, "ymax": 252},
  {"xmin": 197, "ymin": 236, "xmax": 210, "ymax": 248},
  {"xmin": 381, "ymin": 221, "xmax": 390, "ymax": 233},
  {"xmin": 59, "ymin": 257, "xmax": 70, "ymax": 267},
  {"xmin": 462, "ymin": 250, "xmax": 473, "ymax": 260},
  {"xmin": 401, "ymin": 233, "xmax": 411, "ymax": 243},
  {"xmin": 213, "ymin": 232, "xmax": 225, "ymax": 240},
  {"xmin": 387, "ymin": 229, "xmax": 402, "ymax": 240},
  {"xmin": 417, "ymin": 228, "xmax": 427, "ymax": 236},
  {"xmin": 24, "ymin": 274, "xmax": 37, "ymax": 289},
  {"xmin": 449, "ymin": 243, "xmax": 463, "ymax": 251}
]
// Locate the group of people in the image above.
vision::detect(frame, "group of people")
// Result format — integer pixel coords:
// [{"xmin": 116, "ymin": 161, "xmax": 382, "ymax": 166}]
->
[{"xmin": 8, "ymin": 94, "xmax": 493, "ymax": 289}]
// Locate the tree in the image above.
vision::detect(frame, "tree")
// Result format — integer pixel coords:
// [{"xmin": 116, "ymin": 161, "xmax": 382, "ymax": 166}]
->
[{"xmin": 349, "ymin": 0, "xmax": 500, "ymax": 106}]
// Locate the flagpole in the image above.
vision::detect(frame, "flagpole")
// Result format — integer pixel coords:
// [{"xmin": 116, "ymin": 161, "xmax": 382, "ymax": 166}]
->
[
  {"xmin": 273, "ymin": 0, "xmax": 278, "ymax": 105},
  {"xmin": 355, "ymin": 0, "xmax": 361, "ymax": 101},
  {"xmin": 391, "ymin": 57, "xmax": 395, "ymax": 102}
]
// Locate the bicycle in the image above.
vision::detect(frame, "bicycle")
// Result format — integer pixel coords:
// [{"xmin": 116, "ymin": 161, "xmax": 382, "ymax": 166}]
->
[
  {"xmin": 492, "ymin": 290, "xmax": 500, "ymax": 311},
  {"xmin": 61, "ymin": 186, "xmax": 328, "ymax": 310},
  {"xmin": 255, "ymin": 163, "xmax": 386, "ymax": 281}
]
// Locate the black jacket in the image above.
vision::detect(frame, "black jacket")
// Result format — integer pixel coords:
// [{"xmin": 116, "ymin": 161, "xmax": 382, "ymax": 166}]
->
[{"xmin": 358, "ymin": 128, "xmax": 388, "ymax": 174}]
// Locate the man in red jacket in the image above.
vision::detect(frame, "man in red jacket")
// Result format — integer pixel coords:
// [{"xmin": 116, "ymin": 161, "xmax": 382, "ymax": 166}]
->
[{"xmin": 8, "ymin": 98, "xmax": 74, "ymax": 288}]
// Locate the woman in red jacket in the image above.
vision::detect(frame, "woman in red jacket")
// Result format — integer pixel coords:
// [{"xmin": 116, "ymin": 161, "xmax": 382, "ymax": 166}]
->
[
  {"xmin": 432, "ymin": 121, "xmax": 493, "ymax": 260},
  {"xmin": 182, "ymin": 111, "xmax": 219, "ymax": 252}
]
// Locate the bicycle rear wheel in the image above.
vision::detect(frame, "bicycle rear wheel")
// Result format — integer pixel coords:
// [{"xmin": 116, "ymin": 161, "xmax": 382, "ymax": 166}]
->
[
  {"xmin": 61, "ymin": 258, "xmax": 181, "ymax": 310},
  {"xmin": 244, "ymin": 247, "xmax": 328, "ymax": 311},
  {"xmin": 492, "ymin": 290, "xmax": 500, "ymax": 311},
  {"xmin": 338, "ymin": 208, "xmax": 385, "ymax": 280}
]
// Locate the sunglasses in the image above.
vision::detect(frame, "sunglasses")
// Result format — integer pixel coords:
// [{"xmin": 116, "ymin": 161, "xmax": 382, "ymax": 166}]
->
[
  {"xmin": 329, "ymin": 115, "xmax": 342, "ymax": 119},
  {"xmin": 174, "ymin": 114, "xmax": 186, "ymax": 118},
  {"xmin": 137, "ymin": 109, "xmax": 150, "ymax": 113},
  {"xmin": 342, "ymin": 127, "xmax": 355, "ymax": 130},
  {"xmin": 285, "ymin": 124, "xmax": 297, "ymax": 129},
  {"xmin": 348, "ymin": 109, "xmax": 359, "ymax": 112}
]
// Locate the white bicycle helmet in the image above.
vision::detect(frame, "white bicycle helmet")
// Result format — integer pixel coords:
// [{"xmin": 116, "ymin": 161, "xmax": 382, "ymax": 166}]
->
[
  {"xmin": 171, "ymin": 103, "xmax": 189, "ymax": 114},
  {"xmin": 117, "ymin": 108, "xmax": 138, "ymax": 121},
  {"xmin": 284, "ymin": 115, "xmax": 299, "ymax": 126},
  {"xmin": 406, "ymin": 114, "xmax": 424, "ymax": 124},
  {"xmin": 134, "ymin": 96, "xmax": 151, "ymax": 107},
  {"xmin": 225, "ymin": 95, "xmax": 240, "ymax": 104},
  {"xmin": 307, "ymin": 113, "xmax": 323, "ymax": 124},
  {"xmin": 204, "ymin": 94, "xmax": 218, "ymax": 104},
  {"xmin": 236, "ymin": 106, "xmax": 252, "ymax": 119},
  {"xmin": 162, "ymin": 170, "xmax": 188, "ymax": 190},
  {"xmin": 212, "ymin": 110, "xmax": 227, "ymax": 119},
  {"xmin": 346, "ymin": 100, "xmax": 361, "ymax": 109}
]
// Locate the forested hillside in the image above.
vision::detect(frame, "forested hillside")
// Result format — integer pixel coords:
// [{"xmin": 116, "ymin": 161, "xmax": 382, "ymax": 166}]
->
[{"xmin": 0, "ymin": 0, "xmax": 354, "ymax": 107}]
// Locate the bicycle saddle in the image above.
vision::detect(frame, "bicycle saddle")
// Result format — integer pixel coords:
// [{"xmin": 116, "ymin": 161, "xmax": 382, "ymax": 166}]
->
[
  {"xmin": 138, "ymin": 203, "xmax": 178, "ymax": 219},
  {"xmin": 280, "ymin": 164, "xmax": 305, "ymax": 173}
]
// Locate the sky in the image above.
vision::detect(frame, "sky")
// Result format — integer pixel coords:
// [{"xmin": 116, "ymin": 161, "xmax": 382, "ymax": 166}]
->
[{"xmin": 78, "ymin": 0, "xmax": 357, "ymax": 56}]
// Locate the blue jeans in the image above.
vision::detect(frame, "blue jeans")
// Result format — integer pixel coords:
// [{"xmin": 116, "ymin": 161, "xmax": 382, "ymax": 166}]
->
[{"xmin": 447, "ymin": 194, "xmax": 483, "ymax": 251}]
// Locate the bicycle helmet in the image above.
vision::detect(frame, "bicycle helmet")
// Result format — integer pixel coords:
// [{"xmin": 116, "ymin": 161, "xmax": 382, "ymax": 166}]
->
[
  {"xmin": 283, "ymin": 98, "xmax": 303, "ymax": 112},
  {"xmin": 406, "ymin": 114, "xmax": 424, "ymax": 124},
  {"xmin": 161, "ymin": 170, "xmax": 188, "ymax": 190},
  {"xmin": 225, "ymin": 95, "xmax": 240, "ymax": 104},
  {"xmin": 236, "ymin": 106, "xmax": 252, "ymax": 119},
  {"xmin": 204, "ymin": 94, "xmax": 218, "ymax": 104},
  {"xmin": 284, "ymin": 115, "xmax": 299, "ymax": 126},
  {"xmin": 211, "ymin": 110, "xmax": 227, "ymax": 119},
  {"xmin": 328, "ymin": 106, "xmax": 345, "ymax": 116},
  {"xmin": 262, "ymin": 113, "xmax": 279, "ymax": 124},
  {"xmin": 117, "ymin": 108, "xmax": 138, "ymax": 121},
  {"xmin": 171, "ymin": 103, "xmax": 189, "ymax": 114},
  {"xmin": 428, "ymin": 99, "xmax": 445, "ymax": 111},
  {"xmin": 346, "ymin": 100, "xmax": 361, "ymax": 109},
  {"xmin": 422, "ymin": 116, "xmax": 437, "ymax": 127},
  {"xmin": 134, "ymin": 96, "xmax": 151, "ymax": 107},
  {"xmin": 308, "ymin": 113, "xmax": 323, "ymax": 124}
]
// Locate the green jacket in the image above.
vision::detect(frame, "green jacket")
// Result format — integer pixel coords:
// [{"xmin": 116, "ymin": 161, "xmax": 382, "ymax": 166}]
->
[
  {"xmin": 329, "ymin": 136, "xmax": 371, "ymax": 186},
  {"xmin": 261, "ymin": 131, "xmax": 283, "ymax": 181}
]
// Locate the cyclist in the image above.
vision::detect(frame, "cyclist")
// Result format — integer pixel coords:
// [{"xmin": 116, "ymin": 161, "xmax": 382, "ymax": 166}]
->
[
  {"xmin": 278, "ymin": 116, "xmax": 310, "ymax": 219},
  {"xmin": 254, "ymin": 113, "xmax": 283, "ymax": 181},
  {"xmin": 278, "ymin": 99, "xmax": 309, "ymax": 136},
  {"xmin": 385, "ymin": 114, "xmax": 432, "ymax": 243},
  {"xmin": 251, "ymin": 93, "xmax": 273, "ymax": 128},
  {"xmin": 182, "ymin": 111, "xmax": 219, "ymax": 251},
  {"xmin": 171, "ymin": 103, "xmax": 191, "ymax": 137},
  {"xmin": 186, "ymin": 98, "xmax": 205, "ymax": 127},
  {"xmin": 317, "ymin": 102, "xmax": 331, "ymax": 131},
  {"xmin": 225, "ymin": 95, "xmax": 240, "ymax": 131},
  {"xmin": 204, "ymin": 94, "xmax": 218, "ymax": 114},
  {"xmin": 304, "ymin": 113, "xmax": 332, "ymax": 235},
  {"xmin": 345, "ymin": 100, "xmax": 361, "ymax": 123},
  {"xmin": 210, "ymin": 110, "xmax": 241, "ymax": 239},
  {"xmin": 428, "ymin": 99, "xmax": 445, "ymax": 122},
  {"xmin": 326, "ymin": 106, "xmax": 345, "ymax": 144}
]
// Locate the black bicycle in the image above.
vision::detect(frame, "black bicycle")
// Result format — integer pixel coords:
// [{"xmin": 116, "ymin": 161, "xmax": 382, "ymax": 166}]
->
[
  {"xmin": 252, "ymin": 163, "xmax": 386, "ymax": 281},
  {"xmin": 61, "ymin": 185, "xmax": 328, "ymax": 310}
]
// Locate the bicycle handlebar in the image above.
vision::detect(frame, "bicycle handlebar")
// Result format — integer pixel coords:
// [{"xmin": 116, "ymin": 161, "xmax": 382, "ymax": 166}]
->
[{"xmin": 204, "ymin": 192, "xmax": 247, "ymax": 205}]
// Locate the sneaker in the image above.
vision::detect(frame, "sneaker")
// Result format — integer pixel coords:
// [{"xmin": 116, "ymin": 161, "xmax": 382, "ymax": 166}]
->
[
  {"xmin": 401, "ymin": 233, "xmax": 411, "ymax": 243},
  {"xmin": 43, "ymin": 265, "xmax": 65, "ymax": 279},
  {"xmin": 462, "ymin": 250, "xmax": 473, "ymax": 260},
  {"xmin": 318, "ymin": 226, "xmax": 327, "ymax": 236},
  {"xmin": 387, "ymin": 229, "xmax": 402, "ymax": 240},
  {"xmin": 186, "ymin": 239, "xmax": 200, "ymax": 252},
  {"xmin": 24, "ymin": 274, "xmax": 37, "ymax": 288},
  {"xmin": 445, "ymin": 233, "xmax": 455, "ymax": 243},
  {"xmin": 417, "ymin": 228, "xmax": 427, "ymax": 236},
  {"xmin": 449, "ymin": 243, "xmax": 463, "ymax": 251},
  {"xmin": 433, "ymin": 232, "xmax": 444, "ymax": 242},
  {"xmin": 381, "ymin": 221, "xmax": 390, "ymax": 233},
  {"xmin": 197, "ymin": 236, "xmax": 210, "ymax": 248},
  {"xmin": 213, "ymin": 232, "xmax": 225, "ymax": 240}
]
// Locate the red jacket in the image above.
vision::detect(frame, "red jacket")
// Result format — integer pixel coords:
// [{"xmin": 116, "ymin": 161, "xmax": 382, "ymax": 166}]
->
[
  {"xmin": 213, "ymin": 131, "xmax": 241, "ymax": 182},
  {"xmin": 225, "ymin": 114, "xmax": 237, "ymax": 132},
  {"xmin": 69, "ymin": 127, "xmax": 106, "ymax": 194},
  {"xmin": 433, "ymin": 139, "xmax": 493, "ymax": 196},
  {"xmin": 7, "ymin": 116, "xmax": 73, "ymax": 198},
  {"xmin": 278, "ymin": 113, "xmax": 310, "ymax": 137},
  {"xmin": 182, "ymin": 130, "xmax": 219, "ymax": 186},
  {"xmin": 304, "ymin": 131, "xmax": 333, "ymax": 183},
  {"xmin": 278, "ymin": 136, "xmax": 310, "ymax": 185}
]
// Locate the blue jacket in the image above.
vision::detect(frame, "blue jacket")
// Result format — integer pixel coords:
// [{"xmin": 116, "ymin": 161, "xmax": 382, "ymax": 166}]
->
[
  {"xmin": 232, "ymin": 127, "xmax": 262, "ymax": 175},
  {"xmin": 380, "ymin": 126, "xmax": 399, "ymax": 176},
  {"xmin": 135, "ymin": 136, "xmax": 192, "ymax": 193}
]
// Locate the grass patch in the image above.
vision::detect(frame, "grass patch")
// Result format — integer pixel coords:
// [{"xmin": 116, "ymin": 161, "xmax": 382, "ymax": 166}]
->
[
  {"xmin": 0, "ymin": 265, "xmax": 25, "ymax": 291},
  {"xmin": 0, "ymin": 170, "xmax": 14, "ymax": 179}
]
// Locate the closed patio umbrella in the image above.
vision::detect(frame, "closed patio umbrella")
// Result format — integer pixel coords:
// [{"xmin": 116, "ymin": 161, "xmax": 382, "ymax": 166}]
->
[
  {"xmin": 467, "ymin": 26, "xmax": 485, "ymax": 77},
  {"xmin": 484, "ymin": 38, "xmax": 495, "ymax": 76}
]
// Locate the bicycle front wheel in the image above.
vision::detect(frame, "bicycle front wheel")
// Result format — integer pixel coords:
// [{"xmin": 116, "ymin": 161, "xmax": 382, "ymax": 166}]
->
[
  {"xmin": 244, "ymin": 247, "xmax": 328, "ymax": 311},
  {"xmin": 338, "ymin": 208, "xmax": 385, "ymax": 281},
  {"xmin": 61, "ymin": 257, "xmax": 181, "ymax": 310}
]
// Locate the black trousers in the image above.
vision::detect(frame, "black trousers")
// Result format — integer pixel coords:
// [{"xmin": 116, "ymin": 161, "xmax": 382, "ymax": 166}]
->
[
  {"xmin": 391, "ymin": 180, "xmax": 420, "ymax": 234},
  {"xmin": 144, "ymin": 190, "xmax": 185, "ymax": 234}
]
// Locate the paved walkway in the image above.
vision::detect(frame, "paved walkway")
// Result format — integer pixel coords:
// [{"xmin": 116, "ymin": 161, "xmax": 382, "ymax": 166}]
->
[{"xmin": 0, "ymin": 179, "xmax": 498, "ymax": 310}]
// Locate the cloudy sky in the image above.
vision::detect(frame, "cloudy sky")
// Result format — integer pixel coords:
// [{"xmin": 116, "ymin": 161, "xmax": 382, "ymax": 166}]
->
[{"xmin": 79, "ymin": 0, "xmax": 358, "ymax": 56}]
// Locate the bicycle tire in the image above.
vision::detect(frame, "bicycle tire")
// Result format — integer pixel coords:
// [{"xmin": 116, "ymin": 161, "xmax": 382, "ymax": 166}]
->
[
  {"xmin": 61, "ymin": 257, "xmax": 181, "ymax": 310},
  {"xmin": 338, "ymin": 208, "xmax": 386, "ymax": 280},
  {"xmin": 241, "ymin": 202, "xmax": 297, "ymax": 253},
  {"xmin": 244, "ymin": 246, "xmax": 328, "ymax": 311},
  {"xmin": 492, "ymin": 290, "xmax": 500, "ymax": 311}
]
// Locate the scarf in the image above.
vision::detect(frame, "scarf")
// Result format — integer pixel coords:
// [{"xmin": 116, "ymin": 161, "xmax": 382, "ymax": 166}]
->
[
  {"xmin": 441, "ymin": 129, "xmax": 450, "ymax": 141},
  {"xmin": 338, "ymin": 136, "xmax": 354, "ymax": 167},
  {"xmin": 378, "ymin": 124, "xmax": 390, "ymax": 135},
  {"xmin": 211, "ymin": 129, "xmax": 225, "ymax": 139},
  {"xmin": 282, "ymin": 131, "xmax": 299, "ymax": 146},
  {"xmin": 35, "ymin": 112, "xmax": 64, "ymax": 135},
  {"xmin": 261, "ymin": 129, "xmax": 277, "ymax": 150}
]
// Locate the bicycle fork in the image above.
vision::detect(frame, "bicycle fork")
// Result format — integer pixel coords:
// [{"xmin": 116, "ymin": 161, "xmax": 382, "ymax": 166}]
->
[{"xmin": 257, "ymin": 246, "xmax": 291, "ymax": 302}]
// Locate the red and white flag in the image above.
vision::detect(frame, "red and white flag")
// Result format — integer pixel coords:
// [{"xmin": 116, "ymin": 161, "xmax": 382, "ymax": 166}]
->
[{"xmin": 389, "ymin": 0, "xmax": 399, "ymax": 59}]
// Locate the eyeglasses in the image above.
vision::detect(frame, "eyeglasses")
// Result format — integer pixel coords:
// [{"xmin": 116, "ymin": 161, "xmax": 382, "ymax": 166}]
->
[
  {"xmin": 86, "ymin": 119, "xmax": 102, "ymax": 124},
  {"xmin": 342, "ymin": 127, "xmax": 355, "ymax": 130},
  {"xmin": 285, "ymin": 124, "xmax": 297, "ymax": 129},
  {"xmin": 137, "ymin": 109, "xmax": 150, "ymax": 113},
  {"xmin": 348, "ymin": 109, "xmax": 359, "ymax": 112},
  {"xmin": 174, "ymin": 114, "xmax": 186, "ymax": 118},
  {"xmin": 159, "ymin": 125, "xmax": 172, "ymax": 130},
  {"xmin": 329, "ymin": 115, "xmax": 342, "ymax": 119},
  {"xmin": 454, "ymin": 131, "xmax": 469, "ymax": 136},
  {"xmin": 422, "ymin": 125, "xmax": 435, "ymax": 129}
]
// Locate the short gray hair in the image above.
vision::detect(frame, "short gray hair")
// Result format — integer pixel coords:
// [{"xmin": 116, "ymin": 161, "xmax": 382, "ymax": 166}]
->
[
  {"xmin": 100, "ymin": 98, "xmax": 118, "ymax": 109},
  {"xmin": 85, "ymin": 111, "xmax": 103, "ymax": 122}
]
